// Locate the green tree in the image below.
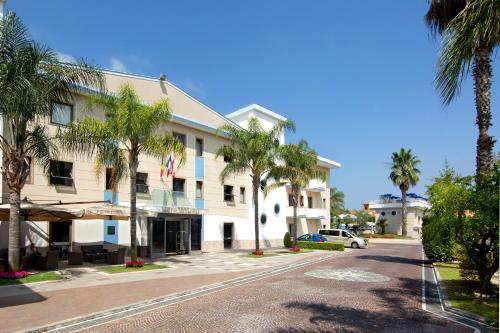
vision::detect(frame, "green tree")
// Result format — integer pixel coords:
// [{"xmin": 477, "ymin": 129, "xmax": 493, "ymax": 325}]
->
[
  {"xmin": 389, "ymin": 148, "xmax": 421, "ymax": 237},
  {"xmin": 215, "ymin": 118, "xmax": 295, "ymax": 252},
  {"xmin": 329, "ymin": 186, "xmax": 345, "ymax": 222},
  {"xmin": 377, "ymin": 218, "xmax": 388, "ymax": 235},
  {"xmin": 0, "ymin": 13, "xmax": 103, "ymax": 271},
  {"xmin": 266, "ymin": 140, "xmax": 326, "ymax": 245},
  {"xmin": 58, "ymin": 83, "xmax": 185, "ymax": 261},
  {"xmin": 425, "ymin": 0, "xmax": 499, "ymax": 183}
]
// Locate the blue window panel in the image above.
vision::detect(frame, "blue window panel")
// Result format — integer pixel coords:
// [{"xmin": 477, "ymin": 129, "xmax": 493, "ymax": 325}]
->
[
  {"xmin": 195, "ymin": 199, "xmax": 204, "ymax": 210},
  {"xmin": 195, "ymin": 156, "xmax": 204, "ymax": 180},
  {"xmin": 103, "ymin": 191, "xmax": 119, "ymax": 244}
]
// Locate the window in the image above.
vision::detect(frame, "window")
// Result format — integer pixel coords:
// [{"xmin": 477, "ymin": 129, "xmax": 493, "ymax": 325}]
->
[
  {"xmin": 25, "ymin": 157, "xmax": 32, "ymax": 184},
  {"xmin": 136, "ymin": 172, "xmax": 149, "ymax": 193},
  {"xmin": 196, "ymin": 181, "xmax": 203, "ymax": 199},
  {"xmin": 288, "ymin": 194, "xmax": 294, "ymax": 206},
  {"xmin": 51, "ymin": 102, "xmax": 73, "ymax": 126},
  {"xmin": 107, "ymin": 225, "xmax": 116, "ymax": 235},
  {"xmin": 341, "ymin": 231, "xmax": 351, "ymax": 238},
  {"xmin": 173, "ymin": 178, "xmax": 185, "ymax": 193},
  {"xmin": 300, "ymin": 195, "xmax": 304, "ymax": 207},
  {"xmin": 173, "ymin": 132, "xmax": 186, "ymax": 147},
  {"xmin": 319, "ymin": 230, "xmax": 339, "ymax": 237},
  {"xmin": 240, "ymin": 187, "xmax": 245, "ymax": 204},
  {"xmin": 260, "ymin": 179, "xmax": 267, "ymax": 191},
  {"xmin": 307, "ymin": 196, "xmax": 313, "ymax": 209},
  {"xmin": 223, "ymin": 154, "xmax": 232, "ymax": 163},
  {"xmin": 260, "ymin": 214, "xmax": 267, "ymax": 224},
  {"xmin": 224, "ymin": 185, "xmax": 234, "ymax": 202},
  {"xmin": 298, "ymin": 234, "xmax": 311, "ymax": 241},
  {"xmin": 274, "ymin": 204, "xmax": 280, "ymax": 215},
  {"xmin": 105, "ymin": 168, "xmax": 113, "ymax": 190},
  {"xmin": 50, "ymin": 160, "xmax": 73, "ymax": 186},
  {"xmin": 195, "ymin": 138, "xmax": 203, "ymax": 157},
  {"xmin": 391, "ymin": 211, "xmax": 397, "ymax": 216},
  {"xmin": 381, "ymin": 211, "xmax": 386, "ymax": 216},
  {"xmin": 323, "ymin": 198, "xmax": 326, "ymax": 208}
]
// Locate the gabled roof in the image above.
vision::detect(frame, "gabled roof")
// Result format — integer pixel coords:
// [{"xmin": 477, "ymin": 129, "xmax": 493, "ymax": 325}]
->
[{"xmin": 226, "ymin": 103, "xmax": 287, "ymax": 122}]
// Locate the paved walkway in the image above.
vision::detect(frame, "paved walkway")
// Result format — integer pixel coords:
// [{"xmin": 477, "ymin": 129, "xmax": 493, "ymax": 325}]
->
[
  {"xmin": 73, "ymin": 244, "xmax": 478, "ymax": 333},
  {"xmin": 0, "ymin": 249, "xmax": 347, "ymax": 332}
]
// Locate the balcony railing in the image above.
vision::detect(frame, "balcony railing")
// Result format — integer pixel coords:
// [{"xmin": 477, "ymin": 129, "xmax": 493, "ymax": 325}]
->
[
  {"xmin": 286, "ymin": 206, "xmax": 327, "ymax": 220},
  {"xmin": 150, "ymin": 189, "xmax": 193, "ymax": 208}
]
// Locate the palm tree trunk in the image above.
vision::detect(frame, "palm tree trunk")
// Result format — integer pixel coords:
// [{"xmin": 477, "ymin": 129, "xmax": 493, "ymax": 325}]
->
[
  {"xmin": 252, "ymin": 176, "xmax": 260, "ymax": 252},
  {"xmin": 473, "ymin": 47, "xmax": 494, "ymax": 184},
  {"xmin": 401, "ymin": 189, "xmax": 407, "ymax": 237},
  {"xmin": 7, "ymin": 187, "xmax": 21, "ymax": 272},
  {"xmin": 292, "ymin": 190, "xmax": 299, "ymax": 247},
  {"xmin": 129, "ymin": 152, "xmax": 139, "ymax": 262}
]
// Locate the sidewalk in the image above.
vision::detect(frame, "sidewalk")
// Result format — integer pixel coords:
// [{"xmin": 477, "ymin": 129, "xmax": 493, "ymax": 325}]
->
[{"xmin": 0, "ymin": 249, "xmax": 346, "ymax": 333}]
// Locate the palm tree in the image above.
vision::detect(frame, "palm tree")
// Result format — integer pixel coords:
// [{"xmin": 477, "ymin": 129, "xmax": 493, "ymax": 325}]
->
[
  {"xmin": 389, "ymin": 148, "xmax": 421, "ymax": 237},
  {"xmin": 215, "ymin": 118, "xmax": 295, "ymax": 252},
  {"xmin": 266, "ymin": 140, "xmax": 326, "ymax": 246},
  {"xmin": 329, "ymin": 186, "xmax": 345, "ymax": 223},
  {"xmin": 0, "ymin": 13, "xmax": 104, "ymax": 271},
  {"xmin": 58, "ymin": 83, "xmax": 185, "ymax": 261},
  {"xmin": 425, "ymin": 0, "xmax": 499, "ymax": 183}
]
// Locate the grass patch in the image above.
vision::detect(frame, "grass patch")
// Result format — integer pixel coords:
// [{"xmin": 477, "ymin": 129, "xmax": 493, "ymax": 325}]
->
[
  {"xmin": 434, "ymin": 262, "xmax": 499, "ymax": 326},
  {"xmin": 98, "ymin": 264, "xmax": 168, "ymax": 274},
  {"xmin": 240, "ymin": 253, "xmax": 280, "ymax": 258},
  {"xmin": 362, "ymin": 233, "xmax": 414, "ymax": 239},
  {"xmin": 0, "ymin": 272, "xmax": 62, "ymax": 286}
]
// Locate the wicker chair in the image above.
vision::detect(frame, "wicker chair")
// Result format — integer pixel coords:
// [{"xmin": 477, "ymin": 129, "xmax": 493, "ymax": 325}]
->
[
  {"xmin": 106, "ymin": 247, "xmax": 126, "ymax": 265},
  {"xmin": 35, "ymin": 250, "xmax": 60, "ymax": 270},
  {"xmin": 67, "ymin": 251, "xmax": 83, "ymax": 265}
]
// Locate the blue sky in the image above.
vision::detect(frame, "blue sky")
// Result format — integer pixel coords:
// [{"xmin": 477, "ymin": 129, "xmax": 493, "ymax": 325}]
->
[{"xmin": 9, "ymin": 1, "xmax": 498, "ymax": 208}]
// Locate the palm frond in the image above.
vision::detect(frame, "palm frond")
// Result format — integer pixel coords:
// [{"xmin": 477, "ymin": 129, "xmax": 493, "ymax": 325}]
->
[
  {"xmin": 142, "ymin": 133, "xmax": 186, "ymax": 166},
  {"xmin": 25, "ymin": 124, "xmax": 58, "ymax": 174},
  {"xmin": 425, "ymin": 0, "xmax": 467, "ymax": 37}
]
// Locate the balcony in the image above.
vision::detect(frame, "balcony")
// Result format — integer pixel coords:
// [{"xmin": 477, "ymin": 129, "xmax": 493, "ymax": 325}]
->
[{"xmin": 286, "ymin": 206, "xmax": 327, "ymax": 220}]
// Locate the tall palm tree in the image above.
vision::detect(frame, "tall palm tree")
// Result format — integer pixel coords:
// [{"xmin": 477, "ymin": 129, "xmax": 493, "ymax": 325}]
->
[
  {"xmin": 329, "ymin": 186, "xmax": 345, "ymax": 222},
  {"xmin": 389, "ymin": 148, "xmax": 421, "ymax": 237},
  {"xmin": 266, "ymin": 140, "xmax": 326, "ymax": 246},
  {"xmin": 216, "ymin": 118, "xmax": 295, "ymax": 252},
  {"xmin": 0, "ymin": 13, "xmax": 103, "ymax": 271},
  {"xmin": 425, "ymin": 0, "xmax": 499, "ymax": 183},
  {"xmin": 58, "ymin": 83, "xmax": 185, "ymax": 261}
]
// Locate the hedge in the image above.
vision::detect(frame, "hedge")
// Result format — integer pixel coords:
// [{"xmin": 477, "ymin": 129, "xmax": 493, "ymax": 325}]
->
[{"xmin": 296, "ymin": 241, "xmax": 344, "ymax": 251}]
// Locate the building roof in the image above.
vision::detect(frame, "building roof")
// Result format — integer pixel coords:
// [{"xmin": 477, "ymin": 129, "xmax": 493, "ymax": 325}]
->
[{"xmin": 226, "ymin": 103, "xmax": 288, "ymax": 122}]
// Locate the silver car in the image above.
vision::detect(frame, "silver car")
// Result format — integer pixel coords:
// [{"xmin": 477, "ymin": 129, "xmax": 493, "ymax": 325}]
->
[{"xmin": 318, "ymin": 229, "xmax": 367, "ymax": 249}]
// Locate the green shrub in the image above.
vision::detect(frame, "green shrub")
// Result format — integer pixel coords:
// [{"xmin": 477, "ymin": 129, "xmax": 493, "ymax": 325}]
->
[
  {"xmin": 422, "ymin": 215, "xmax": 456, "ymax": 262},
  {"xmin": 296, "ymin": 241, "xmax": 344, "ymax": 251},
  {"xmin": 283, "ymin": 232, "xmax": 292, "ymax": 248}
]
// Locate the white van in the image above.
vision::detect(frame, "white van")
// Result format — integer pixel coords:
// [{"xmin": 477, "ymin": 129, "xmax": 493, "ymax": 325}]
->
[{"xmin": 318, "ymin": 229, "xmax": 367, "ymax": 249}]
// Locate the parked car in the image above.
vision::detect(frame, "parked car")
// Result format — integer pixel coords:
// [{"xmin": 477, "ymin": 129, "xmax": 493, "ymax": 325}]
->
[
  {"xmin": 297, "ymin": 234, "xmax": 327, "ymax": 242},
  {"xmin": 318, "ymin": 229, "xmax": 367, "ymax": 249}
]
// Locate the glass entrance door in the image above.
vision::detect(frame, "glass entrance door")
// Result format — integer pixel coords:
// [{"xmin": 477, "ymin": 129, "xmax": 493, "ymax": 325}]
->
[{"xmin": 151, "ymin": 218, "xmax": 165, "ymax": 255}]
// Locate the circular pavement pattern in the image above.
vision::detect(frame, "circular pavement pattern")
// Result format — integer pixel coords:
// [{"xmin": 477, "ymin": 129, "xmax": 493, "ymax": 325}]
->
[{"xmin": 305, "ymin": 268, "xmax": 390, "ymax": 282}]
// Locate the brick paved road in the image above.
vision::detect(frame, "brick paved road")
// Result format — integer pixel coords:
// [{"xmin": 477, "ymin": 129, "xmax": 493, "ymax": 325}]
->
[{"xmin": 81, "ymin": 244, "xmax": 472, "ymax": 333}]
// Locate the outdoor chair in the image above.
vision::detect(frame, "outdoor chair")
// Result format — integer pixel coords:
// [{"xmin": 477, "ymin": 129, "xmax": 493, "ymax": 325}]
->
[
  {"xmin": 106, "ymin": 247, "xmax": 126, "ymax": 265},
  {"xmin": 35, "ymin": 250, "xmax": 60, "ymax": 270},
  {"xmin": 81, "ymin": 245, "xmax": 107, "ymax": 263},
  {"xmin": 67, "ymin": 251, "xmax": 83, "ymax": 265}
]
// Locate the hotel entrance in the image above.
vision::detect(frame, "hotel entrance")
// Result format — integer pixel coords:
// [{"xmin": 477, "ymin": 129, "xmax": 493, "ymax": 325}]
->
[{"xmin": 149, "ymin": 215, "xmax": 201, "ymax": 258}]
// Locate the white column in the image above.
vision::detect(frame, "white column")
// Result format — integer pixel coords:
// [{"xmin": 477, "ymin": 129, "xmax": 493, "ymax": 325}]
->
[{"xmin": 0, "ymin": 1, "xmax": 6, "ymax": 20}]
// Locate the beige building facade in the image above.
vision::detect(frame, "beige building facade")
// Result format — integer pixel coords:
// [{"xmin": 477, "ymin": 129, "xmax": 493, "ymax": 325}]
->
[{"xmin": 0, "ymin": 70, "xmax": 341, "ymax": 257}]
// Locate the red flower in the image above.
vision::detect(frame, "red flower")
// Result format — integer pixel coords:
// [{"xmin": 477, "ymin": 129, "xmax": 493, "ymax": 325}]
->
[
  {"xmin": 0, "ymin": 271, "xmax": 28, "ymax": 279},
  {"xmin": 289, "ymin": 247, "xmax": 301, "ymax": 252},
  {"xmin": 125, "ymin": 260, "xmax": 145, "ymax": 268},
  {"xmin": 252, "ymin": 251, "xmax": 264, "ymax": 255}
]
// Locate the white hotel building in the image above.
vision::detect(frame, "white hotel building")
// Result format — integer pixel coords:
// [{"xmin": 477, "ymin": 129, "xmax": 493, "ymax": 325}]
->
[{"xmin": 0, "ymin": 70, "xmax": 341, "ymax": 257}]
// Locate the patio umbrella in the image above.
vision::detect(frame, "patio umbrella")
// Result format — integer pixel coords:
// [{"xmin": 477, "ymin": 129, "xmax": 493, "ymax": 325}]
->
[{"xmin": 0, "ymin": 202, "xmax": 129, "ymax": 221}]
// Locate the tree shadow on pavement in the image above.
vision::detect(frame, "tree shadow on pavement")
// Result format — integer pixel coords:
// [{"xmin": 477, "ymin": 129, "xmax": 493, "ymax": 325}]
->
[
  {"xmin": 357, "ymin": 255, "xmax": 426, "ymax": 266},
  {"xmin": 0, "ymin": 285, "xmax": 46, "ymax": 308},
  {"xmin": 269, "ymin": 277, "xmax": 470, "ymax": 333}
]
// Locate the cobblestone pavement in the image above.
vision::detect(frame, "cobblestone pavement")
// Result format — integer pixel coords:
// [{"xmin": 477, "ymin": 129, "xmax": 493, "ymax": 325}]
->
[
  {"xmin": 0, "ymin": 249, "xmax": 346, "ymax": 332},
  {"xmin": 80, "ymin": 243, "xmax": 473, "ymax": 333}
]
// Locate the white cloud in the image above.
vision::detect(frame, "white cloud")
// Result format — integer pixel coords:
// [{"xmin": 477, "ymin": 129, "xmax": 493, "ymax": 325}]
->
[
  {"xmin": 109, "ymin": 57, "xmax": 129, "ymax": 72},
  {"xmin": 56, "ymin": 52, "xmax": 76, "ymax": 64}
]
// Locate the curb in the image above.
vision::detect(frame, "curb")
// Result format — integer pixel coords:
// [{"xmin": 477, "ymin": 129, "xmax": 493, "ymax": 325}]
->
[{"xmin": 431, "ymin": 262, "xmax": 489, "ymax": 324}]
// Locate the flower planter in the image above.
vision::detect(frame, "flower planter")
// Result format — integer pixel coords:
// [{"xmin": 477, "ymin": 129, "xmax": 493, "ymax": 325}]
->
[
  {"xmin": 252, "ymin": 251, "xmax": 264, "ymax": 255},
  {"xmin": 0, "ymin": 271, "xmax": 29, "ymax": 279},
  {"xmin": 125, "ymin": 260, "xmax": 145, "ymax": 268}
]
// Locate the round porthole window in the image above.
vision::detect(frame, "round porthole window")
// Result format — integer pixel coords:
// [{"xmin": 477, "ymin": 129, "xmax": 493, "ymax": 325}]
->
[
  {"xmin": 260, "ymin": 213, "xmax": 267, "ymax": 224},
  {"xmin": 260, "ymin": 180, "xmax": 267, "ymax": 191},
  {"xmin": 391, "ymin": 211, "xmax": 397, "ymax": 216},
  {"xmin": 381, "ymin": 211, "xmax": 386, "ymax": 216},
  {"xmin": 274, "ymin": 204, "xmax": 280, "ymax": 216},
  {"xmin": 274, "ymin": 139, "xmax": 280, "ymax": 147}
]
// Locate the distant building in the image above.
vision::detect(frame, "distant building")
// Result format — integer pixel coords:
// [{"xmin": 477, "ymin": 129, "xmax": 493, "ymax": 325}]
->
[{"xmin": 366, "ymin": 193, "xmax": 430, "ymax": 238}]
